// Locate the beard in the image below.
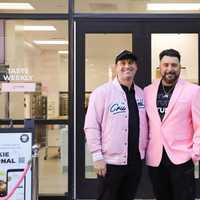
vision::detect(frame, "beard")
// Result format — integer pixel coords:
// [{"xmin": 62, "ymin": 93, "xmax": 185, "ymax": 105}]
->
[{"xmin": 162, "ymin": 71, "xmax": 179, "ymax": 84}]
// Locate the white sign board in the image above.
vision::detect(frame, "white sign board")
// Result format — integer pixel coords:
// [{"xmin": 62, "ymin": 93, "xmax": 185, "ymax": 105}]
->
[
  {"xmin": 0, "ymin": 132, "xmax": 32, "ymax": 200},
  {"xmin": 1, "ymin": 83, "xmax": 36, "ymax": 92}
]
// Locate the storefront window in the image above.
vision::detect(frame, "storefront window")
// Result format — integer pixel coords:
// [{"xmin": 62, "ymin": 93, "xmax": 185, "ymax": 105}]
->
[
  {"xmin": 39, "ymin": 124, "xmax": 68, "ymax": 195},
  {"xmin": 0, "ymin": 0, "xmax": 68, "ymax": 13},
  {"xmin": 0, "ymin": 20, "xmax": 68, "ymax": 120},
  {"xmin": 0, "ymin": 20, "xmax": 68, "ymax": 195}
]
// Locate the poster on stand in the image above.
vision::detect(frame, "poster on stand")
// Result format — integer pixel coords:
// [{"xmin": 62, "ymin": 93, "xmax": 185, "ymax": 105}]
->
[{"xmin": 0, "ymin": 132, "xmax": 32, "ymax": 200}]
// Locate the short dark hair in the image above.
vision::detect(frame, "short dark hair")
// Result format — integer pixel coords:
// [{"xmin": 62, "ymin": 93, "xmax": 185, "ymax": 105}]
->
[
  {"xmin": 115, "ymin": 50, "xmax": 137, "ymax": 64},
  {"xmin": 159, "ymin": 49, "xmax": 181, "ymax": 62}
]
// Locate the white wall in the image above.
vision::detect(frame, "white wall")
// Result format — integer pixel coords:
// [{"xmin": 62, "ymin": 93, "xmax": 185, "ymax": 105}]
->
[{"xmin": 5, "ymin": 21, "xmax": 25, "ymax": 118}]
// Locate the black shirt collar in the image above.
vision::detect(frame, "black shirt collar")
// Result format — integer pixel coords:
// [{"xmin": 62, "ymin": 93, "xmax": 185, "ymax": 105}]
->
[
  {"xmin": 120, "ymin": 83, "xmax": 135, "ymax": 93},
  {"xmin": 159, "ymin": 80, "xmax": 176, "ymax": 92}
]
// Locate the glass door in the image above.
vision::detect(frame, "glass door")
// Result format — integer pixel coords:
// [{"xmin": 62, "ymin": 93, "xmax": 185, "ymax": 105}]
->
[
  {"xmin": 147, "ymin": 21, "xmax": 200, "ymax": 198},
  {"xmin": 75, "ymin": 19, "xmax": 200, "ymax": 199},
  {"xmin": 75, "ymin": 20, "xmax": 151, "ymax": 199}
]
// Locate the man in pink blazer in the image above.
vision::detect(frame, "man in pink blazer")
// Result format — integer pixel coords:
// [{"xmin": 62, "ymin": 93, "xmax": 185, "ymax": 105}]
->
[
  {"xmin": 84, "ymin": 50, "xmax": 148, "ymax": 200},
  {"xmin": 144, "ymin": 49, "xmax": 200, "ymax": 200}
]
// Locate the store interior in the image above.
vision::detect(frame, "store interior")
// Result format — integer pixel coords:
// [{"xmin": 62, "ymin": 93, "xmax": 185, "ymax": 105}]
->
[{"xmin": 0, "ymin": 17, "xmax": 199, "ymax": 195}]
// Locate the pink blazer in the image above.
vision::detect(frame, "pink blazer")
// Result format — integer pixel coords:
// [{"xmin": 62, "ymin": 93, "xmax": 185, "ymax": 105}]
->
[
  {"xmin": 84, "ymin": 78, "xmax": 148, "ymax": 165},
  {"xmin": 144, "ymin": 79, "xmax": 200, "ymax": 167}
]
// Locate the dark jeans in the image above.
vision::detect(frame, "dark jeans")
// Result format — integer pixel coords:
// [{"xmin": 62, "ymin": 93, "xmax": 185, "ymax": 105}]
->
[
  {"xmin": 97, "ymin": 159, "xmax": 142, "ymax": 200},
  {"xmin": 148, "ymin": 149, "xmax": 195, "ymax": 200}
]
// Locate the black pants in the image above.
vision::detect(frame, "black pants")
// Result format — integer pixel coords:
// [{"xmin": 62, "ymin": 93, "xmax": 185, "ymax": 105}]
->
[
  {"xmin": 148, "ymin": 149, "xmax": 195, "ymax": 200},
  {"xmin": 97, "ymin": 160, "xmax": 142, "ymax": 200}
]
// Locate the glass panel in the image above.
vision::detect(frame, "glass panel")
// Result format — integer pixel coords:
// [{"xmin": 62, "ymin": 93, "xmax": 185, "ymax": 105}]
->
[
  {"xmin": 0, "ymin": 20, "xmax": 68, "ymax": 120},
  {"xmin": 0, "ymin": 0, "xmax": 68, "ymax": 13},
  {"xmin": 85, "ymin": 33, "xmax": 132, "ymax": 178},
  {"xmin": 75, "ymin": 0, "xmax": 200, "ymax": 14},
  {"xmin": 0, "ymin": 20, "xmax": 68, "ymax": 195},
  {"xmin": 151, "ymin": 33, "xmax": 198, "ymax": 84},
  {"xmin": 39, "ymin": 124, "xmax": 68, "ymax": 195}
]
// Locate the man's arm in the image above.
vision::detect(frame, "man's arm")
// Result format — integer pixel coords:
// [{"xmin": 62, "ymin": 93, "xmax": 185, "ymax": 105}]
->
[
  {"xmin": 191, "ymin": 86, "xmax": 200, "ymax": 161},
  {"xmin": 84, "ymin": 88, "xmax": 107, "ymax": 176}
]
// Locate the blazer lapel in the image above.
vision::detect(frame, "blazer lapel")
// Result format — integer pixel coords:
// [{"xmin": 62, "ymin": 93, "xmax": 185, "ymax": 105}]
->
[
  {"xmin": 151, "ymin": 80, "xmax": 162, "ymax": 123},
  {"xmin": 162, "ymin": 79, "xmax": 185, "ymax": 123}
]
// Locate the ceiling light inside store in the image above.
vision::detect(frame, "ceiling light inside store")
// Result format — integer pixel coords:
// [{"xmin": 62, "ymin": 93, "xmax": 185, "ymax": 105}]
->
[
  {"xmin": 0, "ymin": 3, "xmax": 34, "ymax": 10},
  {"xmin": 58, "ymin": 50, "xmax": 68, "ymax": 54},
  {"xmin": 22, "ymin": 26, "xmax": 56, "ymax": 31},
  {"xmin": 24, "ymin": 41, "xmax": 34, "ymax": 48},
  {"xmin": 147, "ymin": 3, "xmax": 200, "ymax": 11},
  {"xmin": 33, "ymin": 40, "xmax": 68, "ymax": 45}
]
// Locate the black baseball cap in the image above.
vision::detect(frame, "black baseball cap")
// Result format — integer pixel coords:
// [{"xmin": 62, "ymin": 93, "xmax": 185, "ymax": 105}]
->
[{"xmin": 115, "ymin": 50, "xmax": 137, "ymax": 64}]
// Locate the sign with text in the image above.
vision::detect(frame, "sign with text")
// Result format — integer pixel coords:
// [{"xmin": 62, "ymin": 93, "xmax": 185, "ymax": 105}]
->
[
  {"xmin": 2, "ymin": 83, "xmax": 36, "ymax": 92},
  {"xmin": 0, "ymin": 132, "xmax": 32, "ymax": 200},
  {"xmin": 4, "ymin": 68, "xmax": 33, "ymax": 81}
]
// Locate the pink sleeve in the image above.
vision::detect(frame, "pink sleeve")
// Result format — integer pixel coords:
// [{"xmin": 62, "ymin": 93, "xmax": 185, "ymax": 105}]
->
[{"xmin": 84, "ymin": 88, "xmax": 105, "ymax": 161}]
